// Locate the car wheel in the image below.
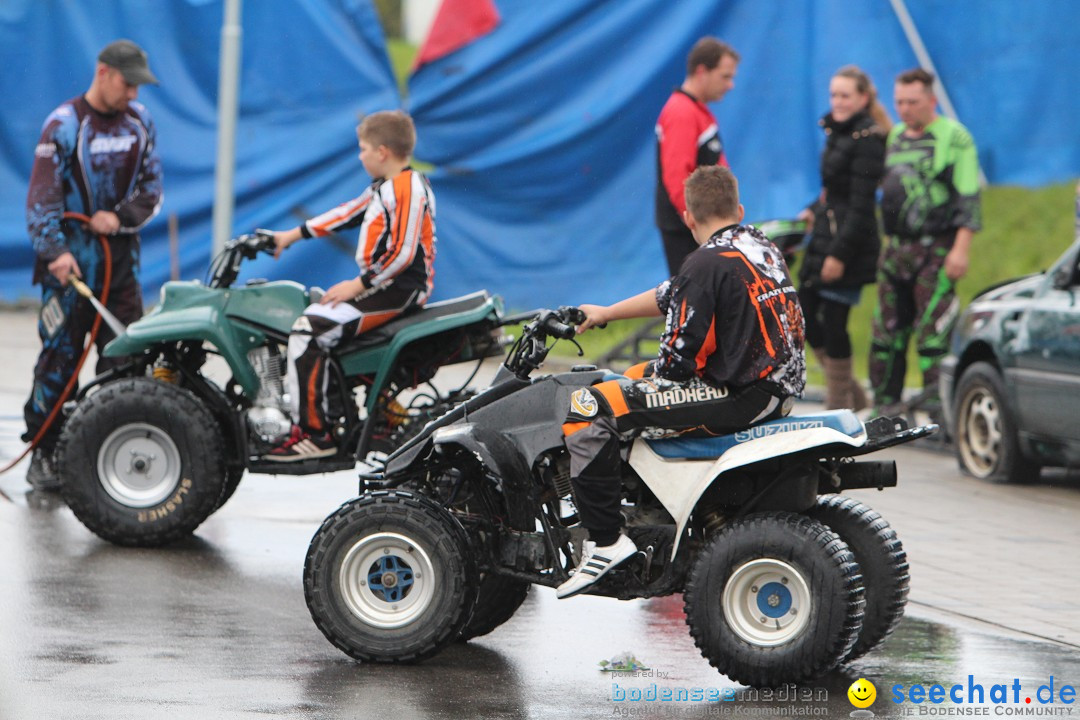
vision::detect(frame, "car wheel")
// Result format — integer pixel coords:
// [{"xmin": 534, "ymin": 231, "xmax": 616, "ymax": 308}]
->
[{"xmin": 953, "ymin": 361, "xmax": 1040, "ymax": 483}]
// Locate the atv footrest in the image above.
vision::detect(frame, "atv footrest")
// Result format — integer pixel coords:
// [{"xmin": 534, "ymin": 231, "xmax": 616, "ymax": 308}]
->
[{"xmin": 247, "ymin": 456, "xmax": 357, "ymax": 476}]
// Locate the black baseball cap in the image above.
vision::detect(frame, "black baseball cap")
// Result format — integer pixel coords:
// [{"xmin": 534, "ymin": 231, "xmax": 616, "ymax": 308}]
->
[{"xmin": 98, "ymin": 40, "xmax": 158, "ymax": 86}]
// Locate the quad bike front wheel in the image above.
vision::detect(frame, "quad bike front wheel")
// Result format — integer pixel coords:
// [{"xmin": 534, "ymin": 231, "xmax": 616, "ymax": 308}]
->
[
  {"xmin": 683, "ymin": 512, "xmax": 865, "ymax": 687},
  {"xmin": 808, "ymin": 495, "xmax": 909, "ymax": 662},
  {"xmin": 303, "ymin": 491, "xmax": 478, "ymax": 663},
  {"xmin": 56, "ymin": 377, "xmax": 227, "ymax": 547},
  {"xmin": 459, "ymin": 573, "xmax": 530, "ymax": 642}
]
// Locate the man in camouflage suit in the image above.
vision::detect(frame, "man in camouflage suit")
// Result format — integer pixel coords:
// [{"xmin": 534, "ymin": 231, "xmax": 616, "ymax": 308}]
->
[{"xmin": 870, "ymin": 68, "xmax": 981, "ymax": 417}]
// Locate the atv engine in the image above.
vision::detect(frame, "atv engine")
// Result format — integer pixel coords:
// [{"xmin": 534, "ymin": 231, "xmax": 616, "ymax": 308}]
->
[{"xmin": 245, "ymin": 345, "xmax": 292, "ymax": 444}]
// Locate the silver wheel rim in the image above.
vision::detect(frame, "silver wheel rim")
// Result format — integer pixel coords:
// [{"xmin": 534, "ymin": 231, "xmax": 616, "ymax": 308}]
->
[
  {"xmin": 958, "ymin": 386, "xmax": 1001, "ymax": 478},
  {"xmin": 97, "ymin": 423, "xmax": 183, "ymax": 508},
  {"xmin": 722, "ymin": 558, "xmax": 811, "ymax": 647},
  {"xmin": 338, "ymin": 532, "xmax": 436, "ymax": 629}
]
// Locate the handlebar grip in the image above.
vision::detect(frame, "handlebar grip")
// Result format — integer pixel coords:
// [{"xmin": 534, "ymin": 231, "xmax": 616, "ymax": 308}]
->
[
  {"xmin": 558, "ymin": 305, "xmax": 604, "ymax": 330},
  {"xmin": 558, "ymin": 305, "xmax": 587, "ymax": 325},
  {"xmin": 252, "ymin": 229, "xmax": 278, "ymax": 252},
  {"xmin": 543, "ymin": 316, "xmax": 576, "ymax": 340}
]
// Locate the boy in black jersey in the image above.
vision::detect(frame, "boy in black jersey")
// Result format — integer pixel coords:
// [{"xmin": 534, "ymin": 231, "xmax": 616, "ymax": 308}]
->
[{"xmin": 556, "ymin": 165, "xmax": 805, "ymax": 599}]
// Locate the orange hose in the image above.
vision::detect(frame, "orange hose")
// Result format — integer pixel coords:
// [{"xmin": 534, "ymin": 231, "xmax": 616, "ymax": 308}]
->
[{"xmin": 0, "ymin": 212, "xmax": 113, "ymax": 492}]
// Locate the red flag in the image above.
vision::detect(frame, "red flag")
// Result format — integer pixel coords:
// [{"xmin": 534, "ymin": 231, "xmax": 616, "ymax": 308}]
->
[{"xmin": 414, "ymin": 0, "xmax": 500, "ymax": 69}]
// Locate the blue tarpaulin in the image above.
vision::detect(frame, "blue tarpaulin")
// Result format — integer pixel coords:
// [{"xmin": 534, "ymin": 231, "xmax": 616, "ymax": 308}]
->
[
  {"xmin": 2, "ymin": 0, "xmax": 1079, "ymax": 309},
  {"xmin": 0, "ymin": 0, "xmax": 399, "ymax": 302},
  {"xmin": 409, "ymin": 0, "xmax": 1080, "ymax": 308}
]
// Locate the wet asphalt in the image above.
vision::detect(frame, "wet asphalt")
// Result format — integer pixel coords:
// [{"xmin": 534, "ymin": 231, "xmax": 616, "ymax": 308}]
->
[
  {"xmin": 1, "ymin": 453, "xmax": 1080, "ymax": 720},
  {"xmin": 1, "ymin": 311, "xmax": 1079, "ymax": 719}
]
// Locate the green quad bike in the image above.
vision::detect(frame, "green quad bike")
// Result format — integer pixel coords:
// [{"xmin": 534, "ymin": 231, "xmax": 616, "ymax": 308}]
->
[{"xmin": 56, "ymin": 231, "xmax": 508, "ymax": 547}]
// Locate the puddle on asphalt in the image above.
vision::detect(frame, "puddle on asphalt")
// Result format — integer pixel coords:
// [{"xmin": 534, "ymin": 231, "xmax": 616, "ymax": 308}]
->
[
  {"xmin": 301, "ymin": 592, "xmax": 1080, "ymax": 719},
  {"xmin": 4, "ymin": 490, "xmax": 1078, "ymax": 719}
]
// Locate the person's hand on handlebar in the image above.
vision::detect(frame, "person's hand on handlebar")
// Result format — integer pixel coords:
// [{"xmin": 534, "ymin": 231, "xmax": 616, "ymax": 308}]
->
[
  {"xmin": 270, "ymin": 227, "xmax": 303, "ymax": 259},
  {"xmin": 575, "ymin": 289, "xmax": 662, "ymax": 333},
  {"xmin": 575, "ymin": 304, "xmax": 611, "ymax": 334}
]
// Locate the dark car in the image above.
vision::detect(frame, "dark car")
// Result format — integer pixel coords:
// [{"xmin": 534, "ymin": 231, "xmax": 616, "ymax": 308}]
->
[{"xmin": 941, "ymin": 238, "xmax": 1080, "ymax": 482}]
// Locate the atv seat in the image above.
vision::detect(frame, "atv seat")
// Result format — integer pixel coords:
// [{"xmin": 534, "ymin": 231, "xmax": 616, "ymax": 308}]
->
[
  {"xmin": 644, "ymin": 410, "xmax": 864, "ymax": 460},
  {"xmin": 336, "ymin": 291, "xmax": 494, "ymax": 352}
]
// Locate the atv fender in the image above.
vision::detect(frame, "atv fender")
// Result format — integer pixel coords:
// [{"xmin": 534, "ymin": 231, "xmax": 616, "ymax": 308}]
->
[
  {"xmin": 104, "ymin": 306, "xmax": 265, "ymax": 393},
  {"xmin": 431, "ymin": 423, "xmax": 535, "ymax": 531},
  {"xmin": 102, "ymin": 280, "xmax": 308, "ymax": 395},
  {"xmin": 630, "ymin": 418, "xmax": 869, "ymax": 562}
]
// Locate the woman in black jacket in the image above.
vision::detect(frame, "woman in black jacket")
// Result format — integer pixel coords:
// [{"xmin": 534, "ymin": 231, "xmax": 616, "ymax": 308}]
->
[{"xmin": 797, "ymin": 65, "xmax": 889, "ymax": 410}]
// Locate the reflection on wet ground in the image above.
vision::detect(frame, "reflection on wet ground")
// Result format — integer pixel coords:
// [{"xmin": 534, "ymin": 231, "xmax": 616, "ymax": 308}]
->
[
  {"xmin": 3, "ymin": 490, "xmax": 1077, "ymax": 720},
  {"xmin": 2, "ymin": 458, "xmax": 1079, "ymax": 719},
  {"xmin": 293, "ymin": 591, "xmax": 1080, "ymax": 719}
]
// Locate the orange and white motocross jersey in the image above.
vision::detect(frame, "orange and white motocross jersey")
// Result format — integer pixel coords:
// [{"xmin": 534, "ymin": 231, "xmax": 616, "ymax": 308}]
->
[{"xmin": 300, "ymin": 167, "xmax": 436, "ymax": 297}]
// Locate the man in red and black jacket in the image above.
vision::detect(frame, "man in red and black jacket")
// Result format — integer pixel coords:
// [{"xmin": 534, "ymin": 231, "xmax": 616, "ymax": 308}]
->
[{"xmin": 655, "ymin": 37, "xmax": 739, "ymax": 276}]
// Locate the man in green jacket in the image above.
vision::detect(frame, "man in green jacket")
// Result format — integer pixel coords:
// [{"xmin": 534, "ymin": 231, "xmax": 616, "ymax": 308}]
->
[{"xmin": 870, "ymin": 67, "xmax": 981, "ymax": 417}]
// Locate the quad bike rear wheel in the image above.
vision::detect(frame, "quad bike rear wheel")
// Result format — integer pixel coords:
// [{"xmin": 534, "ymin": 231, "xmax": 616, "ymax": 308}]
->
[
  {"xmin": 808, "ymin": 495, "xmax": 908, "ymax": 662},
  {"xmin": 304, "ymin": 490, "xmax": 478, "ymax": 663},
  {"xmin": 683, "ymin": 512, "xmax": 864, "ymax": 687},
  {"xmin": 215, "ymin": 466, "xmax": 245, "ymax": 511}
]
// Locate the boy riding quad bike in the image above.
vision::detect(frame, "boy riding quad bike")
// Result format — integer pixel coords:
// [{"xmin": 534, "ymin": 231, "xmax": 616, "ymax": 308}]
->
[
  {"xmin": 302, "ymin": 304, "xmax": 933, "ymax": 686},
  {"xmin": 55, "ymin": 230, "xmax": 507, "ymax": 547},
  {"xmin": 303, "ymin": 168, "xmax": 933, "ymax": 686}
]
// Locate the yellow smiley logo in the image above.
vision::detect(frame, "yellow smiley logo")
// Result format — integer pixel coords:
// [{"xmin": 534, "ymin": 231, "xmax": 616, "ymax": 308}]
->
[{"xmin": 848, "ymin": 678, "xmax": 877, "ymax": 708}]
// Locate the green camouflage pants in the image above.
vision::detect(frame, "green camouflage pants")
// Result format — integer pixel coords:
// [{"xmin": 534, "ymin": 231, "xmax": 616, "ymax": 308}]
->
[{"xmin": 869, "ymin": 234, "xmax": 960, "ymax": 411}]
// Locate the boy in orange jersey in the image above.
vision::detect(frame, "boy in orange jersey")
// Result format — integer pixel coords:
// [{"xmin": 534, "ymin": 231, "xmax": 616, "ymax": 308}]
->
[{"xmin": 266, "ymin": 110, "xmax": 436, "ymax": 460}]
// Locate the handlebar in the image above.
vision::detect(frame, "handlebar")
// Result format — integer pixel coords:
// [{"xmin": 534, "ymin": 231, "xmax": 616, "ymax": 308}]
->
[
  {"xmin": 502, "ymin": 305, "xmax": 592, "ymax": 379},
  {"xmin": 206, "ymin": 229, "xmax": 278, "ymax": 288},
  {"xmin": 233, "ymin": 229, "xmax": 277, "ymax": 258}
]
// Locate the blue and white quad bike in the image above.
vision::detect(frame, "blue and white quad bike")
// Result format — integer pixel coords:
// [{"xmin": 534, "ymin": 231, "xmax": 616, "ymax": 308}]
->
[{"xmin": 303, "ymin": 306, "xmax": 935, "ymax": 686}]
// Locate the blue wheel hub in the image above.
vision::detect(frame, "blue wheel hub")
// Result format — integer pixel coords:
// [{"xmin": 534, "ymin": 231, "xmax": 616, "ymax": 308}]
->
[
  {"xmin": 368, "ymin": 555, "xmax": 414, "ymax": 602},
  {"xmin": 756, "ymin": 581, "xmax": 792, "ymax": 618}
]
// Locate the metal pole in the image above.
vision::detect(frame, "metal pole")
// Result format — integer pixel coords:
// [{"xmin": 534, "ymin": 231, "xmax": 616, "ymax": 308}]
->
[
  {"xmin": 168, "ymin": 212, "xmax": 180, "ymax": 280},
  {"xmin": 889, "ymin": 0, "xmax": 987, "ymax": 185},
  {"xmin": 212, "ymin": 0, "xmax": 243, "ymax": 258}
]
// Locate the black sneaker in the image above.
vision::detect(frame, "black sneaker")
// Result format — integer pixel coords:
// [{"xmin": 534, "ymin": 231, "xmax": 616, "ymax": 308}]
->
[{"xmin": 26, "ymin": 448, "xmax": 61, "ymax": 492}]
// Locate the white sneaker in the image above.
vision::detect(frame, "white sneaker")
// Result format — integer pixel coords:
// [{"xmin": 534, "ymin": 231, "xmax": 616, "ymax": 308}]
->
[{"xmin": 556, "ymin": 534, "xmax": 638, "ymax": 599}]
